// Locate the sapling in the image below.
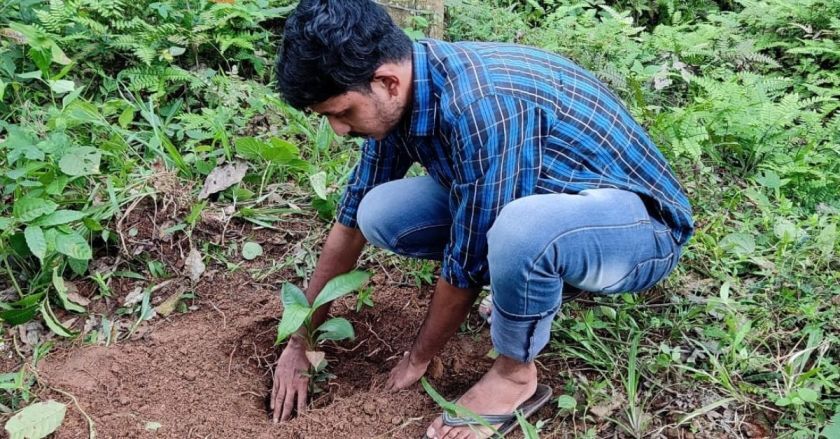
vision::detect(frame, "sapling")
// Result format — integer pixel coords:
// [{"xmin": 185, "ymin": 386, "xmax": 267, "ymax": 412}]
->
[{"xmin": 275, "ymin": 271, "xmax": 371, "ymax": 374}]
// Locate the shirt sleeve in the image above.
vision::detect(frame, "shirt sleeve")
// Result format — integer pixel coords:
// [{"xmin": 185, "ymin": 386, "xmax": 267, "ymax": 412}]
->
[
  {"xmin": 335, "ymin": 135, "xmax": 413, "ymax": 228},
  {"xmin": 441, "ymin": 95, "xmax": 546, "ymax": 288}
]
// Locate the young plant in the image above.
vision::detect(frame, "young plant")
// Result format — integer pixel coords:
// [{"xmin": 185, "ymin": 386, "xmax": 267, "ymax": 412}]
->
[{"xmin": 275, "ymin": 271, "xmax": 371, "ymax": 371}]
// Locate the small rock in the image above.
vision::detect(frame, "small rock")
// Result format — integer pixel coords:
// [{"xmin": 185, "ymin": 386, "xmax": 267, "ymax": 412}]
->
[
  {"xmin": 362, "ymin": 402, "xmax": 376, "ymax": 416},
  {"xmin": 183, "ymin": 370, "xmax": 198, "ymax": 382},
  {"xmin": 391, "ymin": 416, "xmax": 401, "ymax": 425},
  {"xmin": 428, "ymin": 357, "xmax": 444, "ymax": 380},
  {"xmin": 352, "ymin": 416, "xmax": 363, "ymax": 425},
  {"xmin": 119, "ymin": 396, "xmax": 130, "ymax": 406},
  {"xmin": 111, "ymin": 364, "xmax": 121, "ymax": 374}
]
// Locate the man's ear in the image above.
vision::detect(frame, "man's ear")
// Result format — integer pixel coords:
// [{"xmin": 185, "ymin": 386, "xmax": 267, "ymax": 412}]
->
[{"xmin": 372, "ymin": 64, "xmax": 401, "ymax": 97}]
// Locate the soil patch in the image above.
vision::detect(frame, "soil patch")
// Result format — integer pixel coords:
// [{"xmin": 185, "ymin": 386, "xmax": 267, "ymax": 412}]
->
[{"xmin": 36, "ymin": 245, "xmax": 550, "ymax": 438}]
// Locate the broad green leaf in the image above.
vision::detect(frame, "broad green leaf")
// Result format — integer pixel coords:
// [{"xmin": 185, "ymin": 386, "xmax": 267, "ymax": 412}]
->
[
  {"xmin": 49, "ymin": 41, "xmax": 71, "ymax": 65},
  {"xmin": 0, "ymin": 217, "xmax": 13, "ymax": 231},
  {"xmin": 311, "ymin": 271, "xmax": 370, "ymax": 310},
  {"xmin": 67, "ymin": 257, "xmax": 89, "ymax": 276},
  {"xmin": 55, "ymin": 231, "xmax": 92, "ymax": 260},
  {"xmin": 265, "ymin": 138, "xmax": 299, "ymax": 163},
  {"xmin": 309, "ymin": 171, "xmax": 328, "ymax": 200},
  {"xmin": 235, "ymin": 136, "xmax": 265, "ymax": 161},
  {"xmin": 556, "ymin": 395, "xmax": 577, "ymax": 410},
  {"xmin": 16, "ymin": 70, "xmax": 42, "ymax": 80},
  {"xmin": 798, "ymin": 388, "xmax": 819, "ymax": 403},
  {"xmin": 241, "ymin": 242, "xmax": 263, "ymax": 260},
  {"xmin": 13, "ymin": 197, "xmax": 58, "ymax": 222},
  {"xmin": 53, "ymin": 268, "xmax": 85, "ymax": 313},
  {"xmin": 40, "ymin": 301, "xmax": 75, "ymax": 337},
  {"xmin": 64, "ymin": 101, "xmax": 103, "ymax": 125},
  {"xmin": 118, "ymin": 107, "xmax": 135, "ymax": 128},
  {"xmin": 276, "ymin": 283, "xmax": 311, "ymax": 344},
  {"xmin": 316, "ymin": 317, "xmax": 354, "ymax": 343},
  {"xmin": 719, "ymin": 232, "xmax": 755, "ymax": 257},
  {"xmin": 822, "ymin": 411, "xmax": 840, "ymax": 439},
  {"xmin": 59, "ymin": 147, "xmax": 101, "ymax": 176},
  {"xmin": 24, "ymin": 225, "xmax": 46, "ymax": 262},
  {"xmin": 33, "ymin": 210, "xmax": 86, "ymax": 227},
  {"xmin": 4, "ymin": 400, "xmax": 66, "ymax": 439},
  {"xmin": 169, "ymin": 46, "xmax": 186, "ymax": 56},
  {"xmin": 0, "ymin": 305, "xmax": 40, "ymax": 326},
  {"xmin": 817, "ymin": 224, "xmax": 836, "ymax": 258},
  {"xmin": 49, "ymin": 79, "xmax": 75, "ymax": 94}
]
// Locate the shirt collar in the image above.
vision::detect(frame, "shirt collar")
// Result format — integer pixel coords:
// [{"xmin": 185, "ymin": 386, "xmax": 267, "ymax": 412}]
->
[{"xmin": 408, "ymin": 41, "xmax": 436, "ymax": 137}]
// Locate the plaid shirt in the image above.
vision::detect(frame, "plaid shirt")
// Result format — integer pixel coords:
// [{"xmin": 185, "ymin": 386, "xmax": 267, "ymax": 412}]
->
[{"xmin": 336, "ymin": 40, "xmax": 694, "ymax": 289}]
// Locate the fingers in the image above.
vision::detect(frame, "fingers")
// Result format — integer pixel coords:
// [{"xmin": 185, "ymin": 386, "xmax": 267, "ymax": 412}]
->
[
  {"xmin": 272, "ymin": 388, "xmax": 285, "ymax": 424},
  {"xmin": 296, "ymin": 382, "xmax": 308, "ymax": 416},
  {"xmin": 281, "ymin": 384, "xmax": 297, "ymax": 422}
]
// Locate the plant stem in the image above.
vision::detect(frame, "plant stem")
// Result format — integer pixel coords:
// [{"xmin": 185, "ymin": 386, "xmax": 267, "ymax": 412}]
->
[{"xmin": 2, "ymin": 248, "xmax": 25, "ymax": 299}]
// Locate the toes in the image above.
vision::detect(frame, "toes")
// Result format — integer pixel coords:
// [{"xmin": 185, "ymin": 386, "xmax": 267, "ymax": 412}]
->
[{"xmin": 426, "ymin": 416, "xmax": 443, "ymax": 438}]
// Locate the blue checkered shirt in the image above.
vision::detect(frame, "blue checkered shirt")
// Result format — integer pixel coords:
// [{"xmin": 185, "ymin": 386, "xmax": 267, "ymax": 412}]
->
[{"xmin": 336, "ymin": 40, "xmax": 694, "ymax": 289}]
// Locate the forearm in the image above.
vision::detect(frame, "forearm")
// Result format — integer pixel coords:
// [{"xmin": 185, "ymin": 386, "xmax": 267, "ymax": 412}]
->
[
  {"xmin": 298, "ymin": 222, "xmax": 367, "ymax": 336},
  {"xmin": 408, "ymin": 277, "xmax": 481, "ymax": 364}
]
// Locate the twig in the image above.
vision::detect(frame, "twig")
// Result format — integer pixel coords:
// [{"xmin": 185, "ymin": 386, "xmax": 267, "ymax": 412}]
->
[
  {"xmin": 227, "ymin": 344, "xmax": 237, "ymax": 378},
  {"xmin": 209, "ymin": 301, "xmax": 227, "ymax": 329},
  {"xmin": 49, "ymin": 386, "xmax": 97, "ymax": 439}
]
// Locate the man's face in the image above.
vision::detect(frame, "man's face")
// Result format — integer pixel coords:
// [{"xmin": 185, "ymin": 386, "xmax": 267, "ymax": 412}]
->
[{"xmin": 310, "ymin": 86, "xmax": 405, "ymax": 141}]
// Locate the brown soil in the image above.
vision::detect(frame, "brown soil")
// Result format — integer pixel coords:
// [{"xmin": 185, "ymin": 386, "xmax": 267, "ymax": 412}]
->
[{"xmin": 34, "ymin": 207, "xmax": 556, "ymax": 439}]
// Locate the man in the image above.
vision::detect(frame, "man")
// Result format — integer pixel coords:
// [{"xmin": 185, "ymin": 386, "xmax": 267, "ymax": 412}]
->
[{"xmin": 271, "ymin": 1, "xmax": 694, "ymax": 438}]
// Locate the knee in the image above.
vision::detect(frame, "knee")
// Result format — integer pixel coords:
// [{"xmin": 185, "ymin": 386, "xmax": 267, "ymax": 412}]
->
[
  {"xmin": 357, "ymin": 185, "xmax": 397, "ymax": 249},
  {"xmin": 488, "ymin": 197, "xmax": 544, "ymax": 264}
]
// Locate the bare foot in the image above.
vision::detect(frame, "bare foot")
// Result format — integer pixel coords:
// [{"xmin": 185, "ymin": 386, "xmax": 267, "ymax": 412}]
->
[{"xmin": 425, "ymin": 356, "xmax": 538, "ymax": 439}]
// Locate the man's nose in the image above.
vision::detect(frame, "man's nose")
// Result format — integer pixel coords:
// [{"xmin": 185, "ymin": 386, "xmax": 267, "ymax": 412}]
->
[{"xmin": 327, "ymin": 117, "xmax": 350, "ymax": 136}]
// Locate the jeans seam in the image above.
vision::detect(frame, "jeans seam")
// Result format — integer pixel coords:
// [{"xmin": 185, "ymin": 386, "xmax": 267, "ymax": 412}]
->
[
  {"xmin": 520, "ymin": 220, "xmax": 650, "ymax": 314},
  {"xmin": 601, "ymin": 251, "xmax": 675, "ymax": 292},
  {"xmin": 388, "ymin": 222, "xmax": 451, "ymax": 251}
]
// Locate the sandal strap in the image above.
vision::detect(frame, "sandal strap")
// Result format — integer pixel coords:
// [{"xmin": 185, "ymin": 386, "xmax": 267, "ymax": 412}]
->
[{"xmin": 442, "ymin": 411, "xmax": 514, "ymax": 427}]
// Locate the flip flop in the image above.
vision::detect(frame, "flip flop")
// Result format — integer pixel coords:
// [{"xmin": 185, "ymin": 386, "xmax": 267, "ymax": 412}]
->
[{"xmin": 423, "ymin": 384, "xmax": 552, "ymax": 438}]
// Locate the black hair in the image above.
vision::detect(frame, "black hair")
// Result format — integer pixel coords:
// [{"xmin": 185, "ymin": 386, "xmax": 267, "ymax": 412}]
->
[{"xmin": 275, "ymin": 0, "xmax": 413, "ymax": 110}]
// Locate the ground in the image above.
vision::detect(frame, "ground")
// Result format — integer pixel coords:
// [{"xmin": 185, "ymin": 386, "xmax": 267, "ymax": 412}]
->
[{"xmin": 27, "ymin": 202, "xmax": 562, "ymax": 439}]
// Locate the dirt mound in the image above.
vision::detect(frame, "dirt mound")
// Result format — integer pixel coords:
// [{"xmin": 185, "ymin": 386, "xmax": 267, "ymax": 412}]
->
[{"xmin": 36, "ymin": 263, "xmax": 539, "ymax": 438}]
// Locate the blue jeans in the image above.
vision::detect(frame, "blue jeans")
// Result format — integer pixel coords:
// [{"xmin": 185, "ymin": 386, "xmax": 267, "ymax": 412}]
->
[{"xmin": 356, "ymin": 176, "xmax": 683, "ymax": 362}]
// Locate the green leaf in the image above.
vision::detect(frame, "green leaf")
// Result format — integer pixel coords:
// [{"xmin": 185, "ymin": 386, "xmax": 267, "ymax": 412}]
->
[
  {"xmin": 311, "ymin": 271, "xmax": 370, "ymax": 310},
  {"xmin": 55, "ymin": 231, "xmax": 92, "ymax": 260},
  {"xmin": 265, "ymin": 138, "xmax": 299, "ymax": 163},
  {"xmin": 24, "ymin": 225, "xmax": 47, "ymax": 262},
  {"xmin": 67, "ymin": 257, "xmax": 89, "ymax": 276},
  {"xmin": 33, "ymin": 210, "xmax": 86, "ymax": 227},
  {"xmin": 169, "ymin": 46, "xmax": 186, "ymax": 56},
  {"xmin": 556, "ymin": 395, "xmax": 577, "ymax": 410},
  {"xmin": 118, "ymin": 107, "xmax": 135, "ymax": 128},
  {"xmin": 309, "ymin": 171, "xmax": 328, "ymax": 200},
  {"xmin": 53, "ymin": 268, "xmax": 85, "ymax": 313},
  {"xmin": 276, "ymin": 283, "xmax": 311, "ymax": 344},
  {"xmin": 0, "ymin": 217, "xmax": 13, "ymax": 231},
  {"xmin": 235, "ymin": 137, "xmax": 265, "ymax": 161},
  {"xmin": 49, "ymin": 79, "xmax": 75, "ymax": 94},
  {"xmin": 13, "ymin": 197, "xmax": 58, "ymax": 222},
  {"xmin": 0, "ymin": 304, "xmax": 40, "ymax": 325},
  {"xmin": 316, "ymin": 317, "xmax": 355, "ymax": 343},
  {"xmin": 40, "ymin": 301, "xmax": 75, "ymax": 337},
  {"xmin": 4, "ymin": 400, "xmax": 66, "ymax": 439},
  {"xmin": 822, "ymin": 411, "xmax": 840, "ymax": 439},
  {"xmin": 241, "ymin": 242, "xmax": 263, "ymax": 260},
  {"xmin": 719, "ymin": 232, "xmax": 755, "ymax": 257},
  {"xmin": 59, "ymin": 147, "xmax": 101, "ymax": 176},
  {"xmin": 798, "ymin": 388, "xmax": 819, "ymax": 403}
]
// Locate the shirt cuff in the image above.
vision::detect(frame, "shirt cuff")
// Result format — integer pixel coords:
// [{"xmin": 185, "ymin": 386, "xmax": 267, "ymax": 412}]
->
[
  {"xmin": 335, "ymin": 188, "xmax": 361, "ymax": 229},
  {"xmin": 440, "ymin": 254, "xmax": 487, "ymax": 289}
]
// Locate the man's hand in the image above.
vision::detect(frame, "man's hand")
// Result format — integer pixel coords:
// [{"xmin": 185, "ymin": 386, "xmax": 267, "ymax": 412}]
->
[
  {"xmin": 385, "ymin": 351, "xmax": 430, "ymax": 390},
  {"xmin": 271, "ymin": 337, "xmax": 311, "ymax": 423}
]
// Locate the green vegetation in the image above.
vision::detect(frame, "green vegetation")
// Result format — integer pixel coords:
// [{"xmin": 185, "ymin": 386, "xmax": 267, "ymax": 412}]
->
[{"xmin": 1, "ymin": 0, "xmax": 838, "ymax": 437}]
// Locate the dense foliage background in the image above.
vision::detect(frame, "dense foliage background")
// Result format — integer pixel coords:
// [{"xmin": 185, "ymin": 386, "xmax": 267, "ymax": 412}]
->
[{"xmin": 1, "ymin": 0, "xmax": 838, "ymax": 437}]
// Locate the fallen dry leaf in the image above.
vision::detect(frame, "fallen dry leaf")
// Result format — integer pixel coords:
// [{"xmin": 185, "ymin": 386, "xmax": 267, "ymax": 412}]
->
[
  {"xmin": 198, "ymin": 161, "xmax": 248, "ymax": 199},
  {"xmin": 184, "ymin": 248, "xmax": 206, "ymax": 283}
]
